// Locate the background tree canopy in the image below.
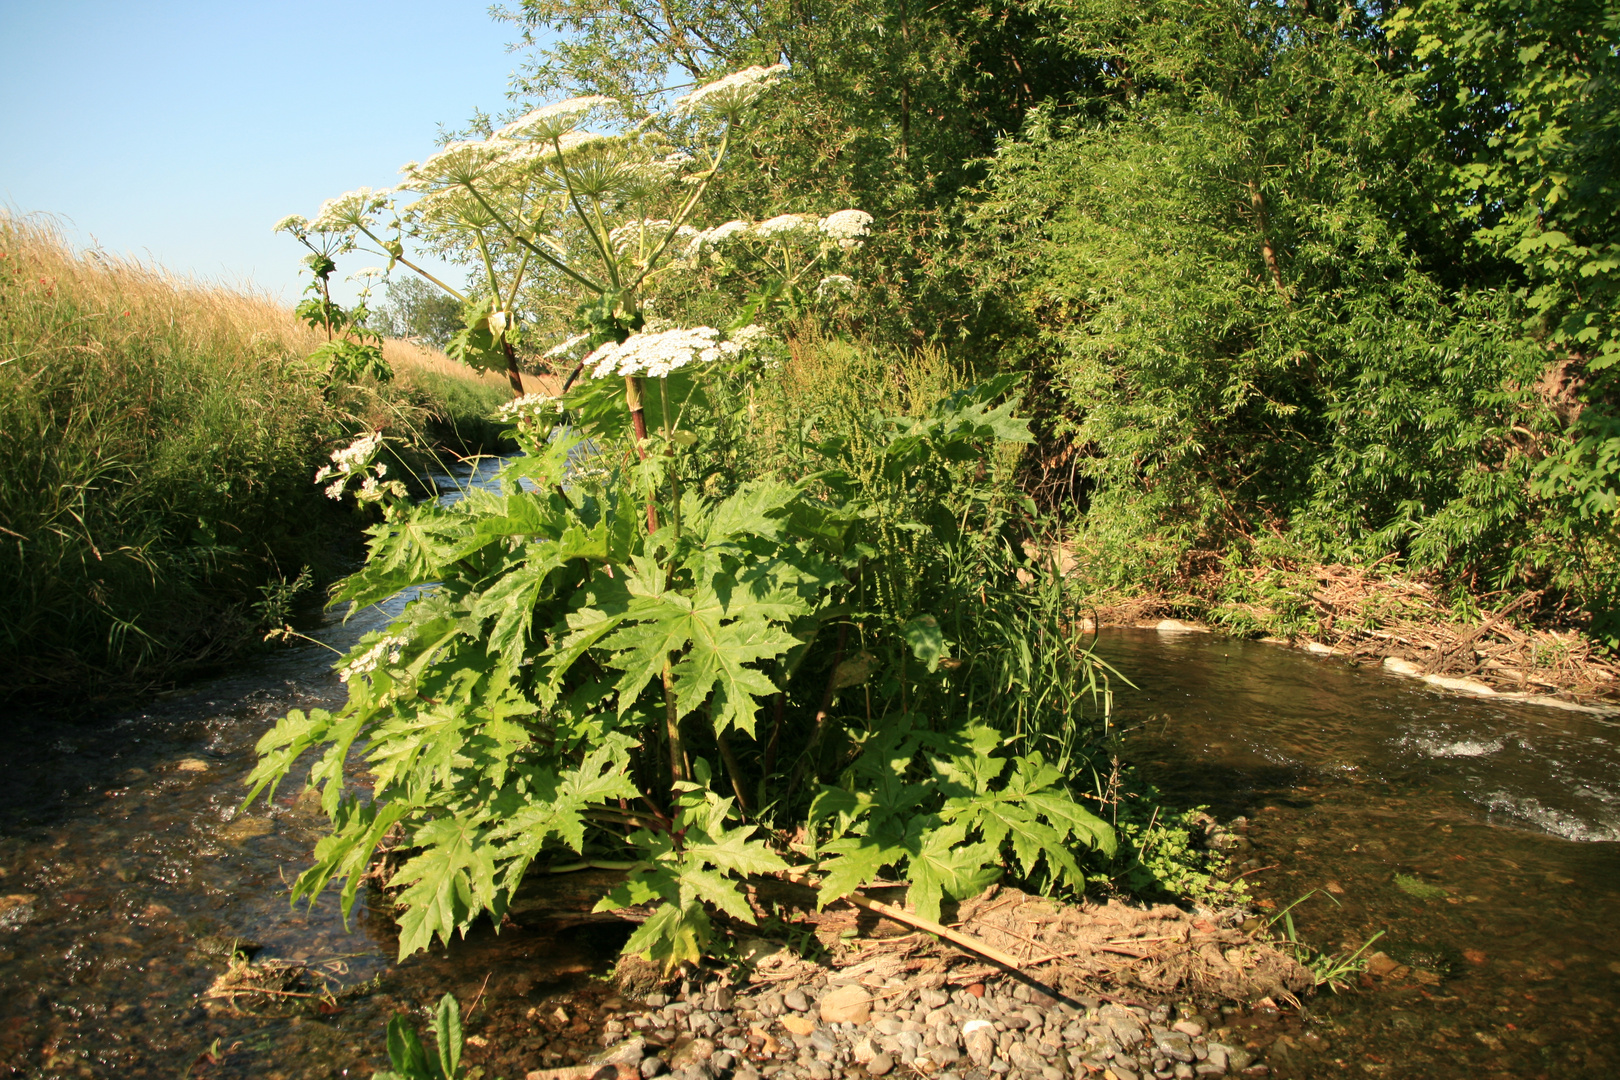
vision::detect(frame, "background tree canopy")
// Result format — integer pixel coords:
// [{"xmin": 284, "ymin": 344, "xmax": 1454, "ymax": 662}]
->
[{"xmin": 490, "ymin": 0, "xmax": 1620, "ymax": 635}]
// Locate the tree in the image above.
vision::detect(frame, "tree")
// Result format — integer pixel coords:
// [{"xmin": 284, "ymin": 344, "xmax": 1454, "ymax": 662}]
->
[{"xmin": 378, "ymin": 276, "xmax": 464, "ymax": 348}]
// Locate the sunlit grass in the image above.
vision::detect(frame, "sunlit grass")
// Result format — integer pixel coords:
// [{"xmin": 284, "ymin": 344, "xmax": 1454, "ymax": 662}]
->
[{"xmin": 0, "ymin": 213, "xmax": 503, "ymax": 700}]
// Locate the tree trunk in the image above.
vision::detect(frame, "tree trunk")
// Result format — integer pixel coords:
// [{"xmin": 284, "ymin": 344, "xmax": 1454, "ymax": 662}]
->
[{"xmin": 1247, "ymin": 180, "xmax": 1289, "ymax": 302}]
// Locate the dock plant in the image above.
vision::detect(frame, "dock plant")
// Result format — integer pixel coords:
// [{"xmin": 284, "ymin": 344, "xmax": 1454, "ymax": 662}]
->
[{"xmin": 249, "ymin": 65, "xmax": 1118, "ymax": 970}]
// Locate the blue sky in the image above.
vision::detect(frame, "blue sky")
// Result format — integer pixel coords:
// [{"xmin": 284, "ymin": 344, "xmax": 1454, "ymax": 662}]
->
[{"xmin": 0, "ymin": 1, "xmax": 529, "ymax": 304}]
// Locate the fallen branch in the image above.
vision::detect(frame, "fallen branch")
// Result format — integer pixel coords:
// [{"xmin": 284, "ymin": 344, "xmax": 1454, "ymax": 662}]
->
[
  {"xmin": 840, "ymin": 891, "xmax": 1028, "ymax": 971},
  {"xmin": 781, "ymin": 871, "xmax": 1029, "ymax": 971}
]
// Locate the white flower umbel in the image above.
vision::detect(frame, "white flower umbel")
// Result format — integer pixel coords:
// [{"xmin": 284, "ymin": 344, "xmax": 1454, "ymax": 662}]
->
[
  {"xmin": 726, "ymin": 324, "xmax": 775, "ymax": 349},
  {"xmin": 755, "ymin": 213, "xmax": 817, "ymax": 238},
  {"xmin": 543, "ymin": 333, "xmax": 592, "ymax": 361},
  {"xmin": 319, "ymin": 431, "xmax": 394, "ymax": 502},
  {"xmin": 348, "ymin": 267, "xmax": 387, "ymax": 283},
  {"xmin": 308, "ymin": 188, "xmax": 391, "ymax": 232},
  {"xmin": 339, "ymin": 634, "xmax": 409, "ymax": 683},
  {"xmin": 675, "ymin": 64, "xmax": 789, "ymax": 117},
  {"xmin": 816, "ymin": 273, "xmax": 856, "ymax": 298},
  {"xmin": 331, "ymin": 432, "xmax": 384, "ymax": 471},
  {"xmin": 273, "ymin": 214, "xmax": 308, "ymax": 235},
  {"xmin": 403, "ymin": 140, "xmax": 515, "ymax": 188},
  {"xmin": 586, "ymin": 326, "xmax": 723, "ymax": 379},
  {"xmin": 496, "ymin": 95, "xmax": 614, "ymax": 142},
  {"xmin": 495, "ymin": 393, "xmax": 563, "ymax": 425},
  {"xmin": 819, "ymin": 209, "xmax": 873, "ymax": 247},
  {"xmin": 686, "ymin": 219, "xmax": 752, "ymax": 257}
]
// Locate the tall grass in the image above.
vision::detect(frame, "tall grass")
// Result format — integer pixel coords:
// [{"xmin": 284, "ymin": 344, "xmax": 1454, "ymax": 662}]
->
[
  {"xmin": 0, "ymin": 214, "xmax": 503, "ymax": 701},
  {"xmin": 746, "ymin": 328, "xmax": 1117, "ymax": 760}
]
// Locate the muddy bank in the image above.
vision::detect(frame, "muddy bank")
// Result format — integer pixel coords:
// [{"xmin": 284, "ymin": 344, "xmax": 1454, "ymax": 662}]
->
[{"xmin": 1074, "ymin": 561, "xmax": 1620, "ymax": 705}]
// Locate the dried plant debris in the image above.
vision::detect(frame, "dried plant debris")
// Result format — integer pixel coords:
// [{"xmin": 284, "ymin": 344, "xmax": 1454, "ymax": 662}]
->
[{"xmin": 203, "ymin": 950, "xmax": 378, "ymax": 1017}]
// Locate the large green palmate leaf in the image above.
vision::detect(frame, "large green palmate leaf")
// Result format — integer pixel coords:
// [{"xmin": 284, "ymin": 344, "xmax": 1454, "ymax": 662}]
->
[
  {"xmin": 486, "ymin": 733, "xmax": 642, "ymax": 893},
  {"xmin": 392, "ymin": 816, "xmax": 500, "ymax": 959},
  {"xmin": 291, "ymin": 796, "xmax": 410, "ymax": 924},
  {"xmin": 243, "ymin": 707, "xmax": 336, "ymax": 807},
  {"xmin": 596, "ymin": 777, "xmax": 788, "ymax": 971}
]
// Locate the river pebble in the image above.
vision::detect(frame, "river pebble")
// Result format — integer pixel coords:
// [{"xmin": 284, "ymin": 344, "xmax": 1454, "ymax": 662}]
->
[{"xmin": 573, "ymin": 973, "xmax": 1296, "ymax": 1080}]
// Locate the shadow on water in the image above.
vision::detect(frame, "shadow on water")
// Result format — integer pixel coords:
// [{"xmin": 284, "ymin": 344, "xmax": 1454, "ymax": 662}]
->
[{"xmin": 1096, "ymin": 628, "xmax": 1620, "ymax": 1080}]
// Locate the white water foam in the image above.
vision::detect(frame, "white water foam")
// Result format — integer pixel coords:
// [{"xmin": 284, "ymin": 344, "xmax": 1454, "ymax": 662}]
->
[
  {"xmin": 1402, "ymin": 734, "xmax": 1505, "ymax": 759},
  {"xmin": 1482, "ymin": 790, "xmax": 1620, "ymax": 843}
]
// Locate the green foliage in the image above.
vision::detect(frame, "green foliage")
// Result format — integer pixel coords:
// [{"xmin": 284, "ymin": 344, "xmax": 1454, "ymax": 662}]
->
[
  {"xmin": 380, "ymin": 276, "xmax": 465, "ymax": 348},
  {"xmin": 248, "ymin": 347, "xmax": 1121, "ymax": 969},
  {"xmin": 966, "ymin": 1, "xmax": 1590, "ymax": 612},
  {"xmin": 811, "ymin": 722, "xmax": 1114, "ymax": 921},
  {"xmin": 1265, "ymin": 891, "xmax": 1386, "ymax": 992},
  {"xmin": 595, "ymin": 762, "xmax": 787, "ymax": 969},
  {"xmin": 1110, "ymin": 802, "xmax": 1245, "ymax": 909}
]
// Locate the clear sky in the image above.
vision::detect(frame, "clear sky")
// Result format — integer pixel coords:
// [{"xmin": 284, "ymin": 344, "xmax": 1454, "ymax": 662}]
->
[{"xmin": 0, "ymin": 0, "xmax": 528, "ymax": 304}]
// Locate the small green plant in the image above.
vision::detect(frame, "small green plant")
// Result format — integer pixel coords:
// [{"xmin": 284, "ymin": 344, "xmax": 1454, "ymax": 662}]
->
[
  {"xmin": 1266, "ymin": 890, "xmax": 1385, "ymax": 991},
  {"xmin": 375, "ymin": 993, "xmax": 466, "ymax": 1080},
  {"xmin": 274, "ymin": 222, "xmax": 393, "ymax": 387},
  {"xmin": 1111, "ymin": 802, "xmax": 1246, "ymax": 907}
]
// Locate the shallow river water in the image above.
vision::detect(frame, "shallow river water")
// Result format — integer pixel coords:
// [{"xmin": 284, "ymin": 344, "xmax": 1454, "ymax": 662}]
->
[
  {"xmin": 1098, "ymin": 628, "xmax": 1620, "ymax": 1080},
  {"xmin": 2, "ymin": 514, "xmax": 1617, "ymax": 1078}
]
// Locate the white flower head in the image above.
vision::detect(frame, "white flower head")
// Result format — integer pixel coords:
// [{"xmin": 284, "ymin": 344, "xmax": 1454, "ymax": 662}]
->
[
  {"xmin": 495, "ymin": 392, "xmax": 564, "ymax": 425},
  {"xmin": 688, "ymin": 219, "xmax": 752, "ymax": 256},
  {"xmin": 331, "ymin": 431, "xmax": 384, "ymax": 470},
  {"xmin": 819, "ymin": 209, "xmax": 873, "ymax": 246},
  {"xmin": 339, "ymin": 633, "xmax": 410, "ymax": 682},
  {"xmin": 308, "ymin": 187, "xmax": 391, "ymax": 232},
  {"xmin": 755, "ymin": 213, "xmax": 817, "ymax": 238},
  {"xmin": 675, "ymin": 64, "xmax": 789, "ymax": 117},
  {"xmin": 727, "ymin": 324, "xmax": 775, "ymax": 348},
  {"xmin": 405, "ymin": 140, "xmax": 512, "ymax": 188},
  {"xmin": 273, "ymin": 214, "xmax": 308, "ymax": 235},
  {"xmin": 348, "ymin": 267, "xmax": 387, "ymax": 283},
  {"xmin": 609, "ymin": 218, "xmax": 672, "ymax": 253},
  {"xmin": 586, "ymin": 326, "xmax": 723, "ymax": 379},
  {"xmin": 497, "ymin": 95, "xmax": 615, "ymax": 142},
  {"xmin": 816, "ymin": 274, "xmax": 856, "ymax": 299},
  {"xmin": 544, "ymin": 333, "xmax": 592, "ymax": 361}
]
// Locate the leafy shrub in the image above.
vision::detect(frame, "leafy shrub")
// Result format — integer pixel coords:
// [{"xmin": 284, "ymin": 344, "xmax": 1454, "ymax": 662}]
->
[{"xmin": 248, "ymin": 351, "xmax": 1121, "ymax": 969}]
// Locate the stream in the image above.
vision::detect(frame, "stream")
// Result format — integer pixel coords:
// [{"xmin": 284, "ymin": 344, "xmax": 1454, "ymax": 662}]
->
[
  {"xmin": 1, "ymin": 490, "xmax": 1616, "ymax": 1077},
  {"xmin": 1099, "ymin": 628, "xmax": 1620, "ymax": 1080}
]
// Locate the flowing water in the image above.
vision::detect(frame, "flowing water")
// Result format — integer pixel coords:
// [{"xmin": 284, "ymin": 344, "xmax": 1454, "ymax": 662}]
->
[
  {"xmin": 1098, "ymin": 628, "xmax": 1620, "ymax": 1080},
  {"xmin": 2, "ymin": 496, "xmax": 1616, "ymax": 1078}
]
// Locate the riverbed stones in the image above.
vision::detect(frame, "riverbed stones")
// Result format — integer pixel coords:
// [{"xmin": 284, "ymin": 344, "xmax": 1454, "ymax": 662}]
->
[
  {"xmin": 819, "ymin": 984, "xmax": 872, "ymax": 1024},
  {"xmin": 783, "ymin": 988, "xmax": 811, "ymax": 1012}
]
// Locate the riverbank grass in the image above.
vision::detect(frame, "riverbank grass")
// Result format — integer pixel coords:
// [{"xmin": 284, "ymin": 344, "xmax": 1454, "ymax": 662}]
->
[{"xmin": 0, "ymin": 214, "xmax": 505, "ymax": 702}]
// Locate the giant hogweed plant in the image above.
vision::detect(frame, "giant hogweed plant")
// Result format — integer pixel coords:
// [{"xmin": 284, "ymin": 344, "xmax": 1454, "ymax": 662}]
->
[
  {"xmin": 245, "ymin": 364, "xmax": 1115, "ymax": 969},
  {"xmin": 249, "ymin": 66, "xmax": 1116, "ymax": 971},
  {"xmin": 271, "ymin": 64, "xmax": 867, "ymax": 399}
]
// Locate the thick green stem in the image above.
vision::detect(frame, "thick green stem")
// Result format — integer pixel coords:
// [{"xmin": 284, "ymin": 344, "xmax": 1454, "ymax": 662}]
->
[
  {"xmin": 624, "ymin": 376, "xmax": 659, "ymax": 534},
  {"xmin": 663, "ymin": 664, "xmax": 688, "ymax": 785},
  {"xmin": 656, "ymin": 377, "xmax": 682, "ymax": 540},
  {"xmin": 715, "ymin": 724, "xmax": 752, "ymax": 815}
]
